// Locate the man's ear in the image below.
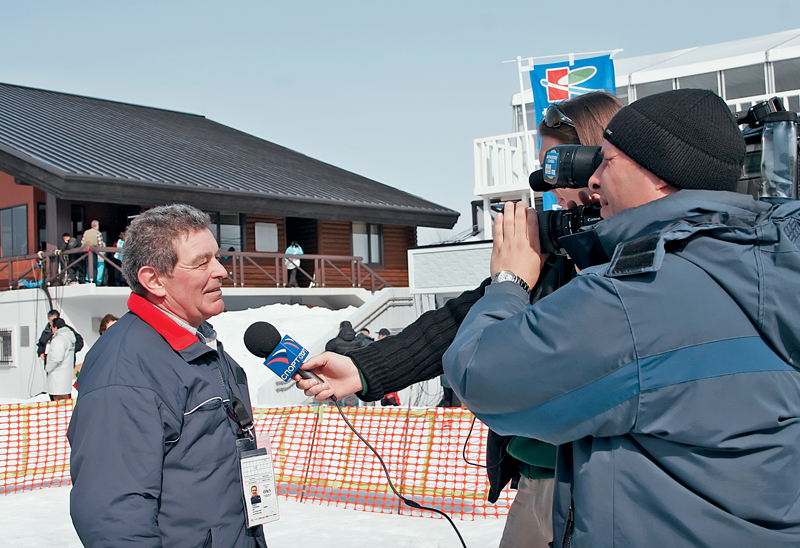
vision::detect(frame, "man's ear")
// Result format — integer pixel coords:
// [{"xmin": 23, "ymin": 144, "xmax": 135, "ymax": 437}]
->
[
  {"xmin": 646, "ymin": 172, "xmax": 679, "ymax": 197},
  {"xmin": 137, "ymin": 265, "xmax": 167, "ymax": 297}
]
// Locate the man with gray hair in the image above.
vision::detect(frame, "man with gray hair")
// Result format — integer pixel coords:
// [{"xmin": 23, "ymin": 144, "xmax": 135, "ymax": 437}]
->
[{"xmin": 68, "ymin": 204, "xmax": 267, "ymax": 547}]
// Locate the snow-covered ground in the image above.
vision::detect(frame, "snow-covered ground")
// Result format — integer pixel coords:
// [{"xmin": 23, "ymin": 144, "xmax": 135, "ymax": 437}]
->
[{"xmin": 0, "ymin": 486, "xmax": 506, "ymax": 547}]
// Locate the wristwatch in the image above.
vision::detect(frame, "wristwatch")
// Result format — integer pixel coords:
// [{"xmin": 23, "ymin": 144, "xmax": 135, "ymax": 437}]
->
[{"xmin": 490, "ymin": 270, "xmax": 531, "ymax": 294}]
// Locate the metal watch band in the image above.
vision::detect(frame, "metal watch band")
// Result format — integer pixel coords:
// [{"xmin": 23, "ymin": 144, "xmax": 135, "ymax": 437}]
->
[{"xmin": 491, "ymin": 270, "xmax": 531, "ymax": 294}]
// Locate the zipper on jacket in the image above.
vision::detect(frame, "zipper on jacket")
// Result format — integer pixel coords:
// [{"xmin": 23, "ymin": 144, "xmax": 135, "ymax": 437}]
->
[{"xmin": 562, "ymin": 501, "xmax": 574, "ymax": 548}]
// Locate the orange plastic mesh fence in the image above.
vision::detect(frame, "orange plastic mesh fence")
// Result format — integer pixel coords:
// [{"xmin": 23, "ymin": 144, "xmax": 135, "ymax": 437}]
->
[
  {"xmin": 1, "ymin": 400, "xmax": 72, "ymax": 493},
  {"xmin": 253, "ymin": 405, "xmax": 512, "ymax": 519},
  {"xmin": 2, "ymin": 402, "xmax": 514, "ymax": 519}
]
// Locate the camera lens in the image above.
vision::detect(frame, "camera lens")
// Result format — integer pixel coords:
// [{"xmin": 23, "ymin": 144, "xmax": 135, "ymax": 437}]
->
[
  {"xmin": 538, "ymin": 204, "xmax": 603, "ymax": 255},
  {"xmin": 541, "ymin": 145, "xmax": 602, "ymax": 189}
]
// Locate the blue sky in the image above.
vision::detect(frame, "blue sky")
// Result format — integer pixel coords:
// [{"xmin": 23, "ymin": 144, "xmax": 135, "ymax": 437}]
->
[{"xmin": 3, "ymin": 1, "xmax": 799, "ymax": 241}]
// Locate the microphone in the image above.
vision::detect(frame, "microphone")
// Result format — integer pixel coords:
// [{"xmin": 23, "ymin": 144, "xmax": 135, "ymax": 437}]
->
[{"xmin": 243, "ymin": 322, "xmax": 330, "ymax": 395}]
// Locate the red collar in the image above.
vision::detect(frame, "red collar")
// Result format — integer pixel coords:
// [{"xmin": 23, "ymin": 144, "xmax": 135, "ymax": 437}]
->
[{"xmin": 127, "ymin": 293, "xmax": 199, "ymax": 352}]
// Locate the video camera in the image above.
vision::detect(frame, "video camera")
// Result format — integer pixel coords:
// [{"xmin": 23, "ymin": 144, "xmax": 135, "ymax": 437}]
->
[
  {"xmin": 734, "ymin": 97, "xmax": 799, "ymax": 204},
  {"xmin": 528, "ymin": 97, "xmax": 800, "ymax": 254},
  {"xmin": 527, "ymin": 145, "xmax": 603, "ymax": 255}
]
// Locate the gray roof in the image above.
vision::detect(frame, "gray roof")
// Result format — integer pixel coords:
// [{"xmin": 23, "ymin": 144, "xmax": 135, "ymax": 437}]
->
[{"xmin": 0, "ymin": 83, "xmax": 458, "ymax": 228}]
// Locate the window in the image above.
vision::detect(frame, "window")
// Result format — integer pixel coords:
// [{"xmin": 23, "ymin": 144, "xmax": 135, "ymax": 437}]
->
[
  {"xmin": 206, "ymin": 211, "xmax": 242, "ymax": 252},
  {"xmin": 71, "ymin": 204, "xmax": 85, "ymax": 237},
  {"xmin": 352, "ymin": 222, "xmax": 382, "ymax": 265},
  {"xmin": 635, "ymin": 79, "xmax": 673, "ymax": 100},
  {"xmin": 678, "ymin": 72, "xmax": 719, "ymax": 94},
  {"xmin": 0, "ymin": 328, "xmax": 11, "ymax": 365},
  {"xmin": 723, "ymin": 64, "xmax": 766, "ymax": 100},
  {"xmin": 0, "ymin": 205, "xmax": 27, "ymax": 258},
  {"xmin": 774, "ymin": 58, "xmax": 800, "ymax": 93},
  {"xmin": 615, "ymin": 86, "xmax": 630, "ymax": 105},
  {"xmin": 254, "ymin": 223, "xmax": 278, "ymax": 252}
]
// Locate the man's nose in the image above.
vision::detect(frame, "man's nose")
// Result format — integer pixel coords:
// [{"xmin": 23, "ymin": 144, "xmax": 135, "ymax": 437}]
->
[
  {"xmin": 589, "ymin": 171, "xmax": 601, "ymax": 191},
  {"xmin": 211, "ymin": 256, "xmax": 227, "ymax": 278}
]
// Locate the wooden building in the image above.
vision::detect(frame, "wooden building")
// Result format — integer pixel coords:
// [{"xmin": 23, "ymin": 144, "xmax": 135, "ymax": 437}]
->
[{"xmin": 0, "ymin": 83, "xmax": 458, "ymax": 288}]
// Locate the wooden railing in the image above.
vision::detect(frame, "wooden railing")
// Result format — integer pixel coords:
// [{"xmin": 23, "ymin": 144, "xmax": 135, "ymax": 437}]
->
[
  {"xmin": 0, "ymin": 248, "xmax": 391, "ymax": 292},
  {"xmin": 226, "ymin": 251, "xmax": 391, "ymax": 292}
]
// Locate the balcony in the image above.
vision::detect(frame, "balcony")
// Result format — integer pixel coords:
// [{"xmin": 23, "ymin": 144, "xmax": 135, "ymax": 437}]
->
[
  {"xmin": 0, "ymin": 248, "xmax": 391, "ymax": 293},
  {"xmin": 473, "ymin": 130, "xmax": 539, "ymax": 200}
]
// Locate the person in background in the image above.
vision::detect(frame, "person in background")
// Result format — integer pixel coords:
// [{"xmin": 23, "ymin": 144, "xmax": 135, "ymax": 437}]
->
[
  {"xmin": 377, "ymin": 328, "xmax": 390, "ymax": 340},
  {"xmin": 324, "ymin": 321, "xmax": 368, "ymax": 354},
  {"xmin": 110, "ymin": 231, "xmax": 126, "ymax": 286},
  {"xmin": 81, "ymin": 220, "xmax": 105, "ymax": 285},
  {"xmin": 437, "ymin": 374, "xmax": 460, "ymax": 407},
  {"xmin": 46, "ymin": 318, "xmax": 76, "ymax": 401},
  {"xmin": 57, "ymin": 233, "xmax": 80, "ymax": 284},
  {"xmin": 356, "ymin": 328, "xmax": 373, "ymax": 343},
  {"xmin": 37, "ymin": 309, "xmax": 61, "ymax": 363},
  {"xmin": 98, "ymin": 313, "xmax": 119, "ymax": 336},
  {"xmin": 324, "ymin": 321, "xmax": 367, "ymax": 407},
  {"xmin": 296, "ymin": 91, "xmax": 624, "ymax": 548},
  {"xmin": 380, "ymin": 392, "xmax": 400, "ymax": 406},
  {"xmin": 284, "ymin": 240, "xmax": 303, "ymax": 288},
  {"xmin": 75, "ymin": 313, "xmax": 120, "ymax": 381}
]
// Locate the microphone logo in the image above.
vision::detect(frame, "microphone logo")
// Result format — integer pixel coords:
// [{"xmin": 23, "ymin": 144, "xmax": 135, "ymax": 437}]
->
[{"xmin": 264, "ymin": 335, "xmax": 309, "ymax": 381}]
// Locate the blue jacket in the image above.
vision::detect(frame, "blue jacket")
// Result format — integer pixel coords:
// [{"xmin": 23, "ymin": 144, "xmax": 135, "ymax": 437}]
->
[
  {"xmin": 443, "ymin": 191, "xmax": 800, "ymax": 547},
  {"xmin": 68, "ymin": 294, "xmax": 267, "ymax": 547}
]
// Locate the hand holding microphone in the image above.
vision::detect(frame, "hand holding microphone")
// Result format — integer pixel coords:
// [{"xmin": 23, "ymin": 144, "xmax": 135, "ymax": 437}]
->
[
  {"xmin": 297, "ymin": 352, "xmax": 365, "ymax": 403},
  {"xmin": 244, "ymin": 322, "xmax": 337, "ymax": 402}
]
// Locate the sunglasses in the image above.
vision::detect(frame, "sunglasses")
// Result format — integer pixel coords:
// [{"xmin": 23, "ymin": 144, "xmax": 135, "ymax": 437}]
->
[{"xmin": 544, "ymin": 104, "xmax": 574, "ymax": 129}]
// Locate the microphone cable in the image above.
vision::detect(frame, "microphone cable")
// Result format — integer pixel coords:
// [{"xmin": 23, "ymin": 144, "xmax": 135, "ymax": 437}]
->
[
  {"xmin": 329, "ymin": 397, "xmax": 468, "ymax": 548},
  {"xmin": 461, "ymin": 416, "xmax": 486, "ymax": 469}
]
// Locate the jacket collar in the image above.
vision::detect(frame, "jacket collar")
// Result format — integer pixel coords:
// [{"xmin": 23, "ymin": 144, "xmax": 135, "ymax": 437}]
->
[{"xmin": 127, "ymin": 293, "xmax": 201, "ymax": 352}]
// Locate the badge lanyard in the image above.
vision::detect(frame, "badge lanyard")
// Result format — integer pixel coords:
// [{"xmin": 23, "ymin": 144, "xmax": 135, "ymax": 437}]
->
[{"xmin": 212, "ymin": 356, "xmax": 280, "ymax": 527}]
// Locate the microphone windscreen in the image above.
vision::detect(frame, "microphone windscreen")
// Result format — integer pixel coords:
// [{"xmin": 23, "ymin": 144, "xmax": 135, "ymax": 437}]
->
[
  {"xmin": 244, "ymin": 322, "xmax": 282, "ymax": 358},
  {"xmin": 529, "ymin": 169, "xmax": 552, "ymax": 192}
]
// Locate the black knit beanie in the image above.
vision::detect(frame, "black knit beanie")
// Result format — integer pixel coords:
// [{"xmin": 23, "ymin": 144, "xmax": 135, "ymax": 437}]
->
[{"xmin": 603, "ymin": 89, "xmax": 745, "ymax": 192}]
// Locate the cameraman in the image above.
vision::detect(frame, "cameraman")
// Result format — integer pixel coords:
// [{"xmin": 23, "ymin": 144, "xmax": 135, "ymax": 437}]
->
[
  {"xmin": 443, "ymin": 89, "xmax": 800, "ymax": 547},
  {"xmin": 297, "ymin": 92, "xmax": 622, "ymax": 548}
]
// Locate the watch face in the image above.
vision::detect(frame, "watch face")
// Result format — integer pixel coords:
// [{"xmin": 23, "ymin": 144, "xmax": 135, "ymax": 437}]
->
[{"xmin": 496, "ymin": 271, "xmax": 515, "ymax": 283}]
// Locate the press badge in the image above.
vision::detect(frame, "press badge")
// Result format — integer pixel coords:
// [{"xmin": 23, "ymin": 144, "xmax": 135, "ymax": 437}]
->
[{"xmin": 239, "ymin": 445, "xmax": 280, "ymax": 527}]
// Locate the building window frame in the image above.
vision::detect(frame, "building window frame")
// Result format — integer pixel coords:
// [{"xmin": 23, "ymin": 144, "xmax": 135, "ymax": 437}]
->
[
  {"xmin": 0, "ymin": 204, "xmax": 28, "ymax": 258},
  {"xmin": 205, "ymin": 211, "xmax": 243, "ymax": 254},
  {"xmin": 0, "ymin": 328, "xmax": 12, "ymax": 365},
  {"xmin": 352, "ymin": 222, "xmax": 383, "ymax": 268}
]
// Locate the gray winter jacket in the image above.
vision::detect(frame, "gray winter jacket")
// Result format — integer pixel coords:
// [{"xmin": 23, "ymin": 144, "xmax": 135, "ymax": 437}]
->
[
  {"xmin": 443, "ymin": 190, "xmax": 800, "ymax": 547},
  {"xmin": 325, "ymin": 326, "xmax": 368, "ymax": 354},
  {"xmin": 68, "ymin": 293, "xmax": 267, "ymax": 547}
]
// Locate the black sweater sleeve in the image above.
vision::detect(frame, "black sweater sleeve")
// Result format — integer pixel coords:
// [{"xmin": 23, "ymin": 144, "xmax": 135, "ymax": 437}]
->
[
  {"xmin": 348, "ymin": 278, "xmax": 492, "ymax": 401},
  {"xmin": 348, "ymin": 253, "xmax": 574, "ymax": 401}
]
